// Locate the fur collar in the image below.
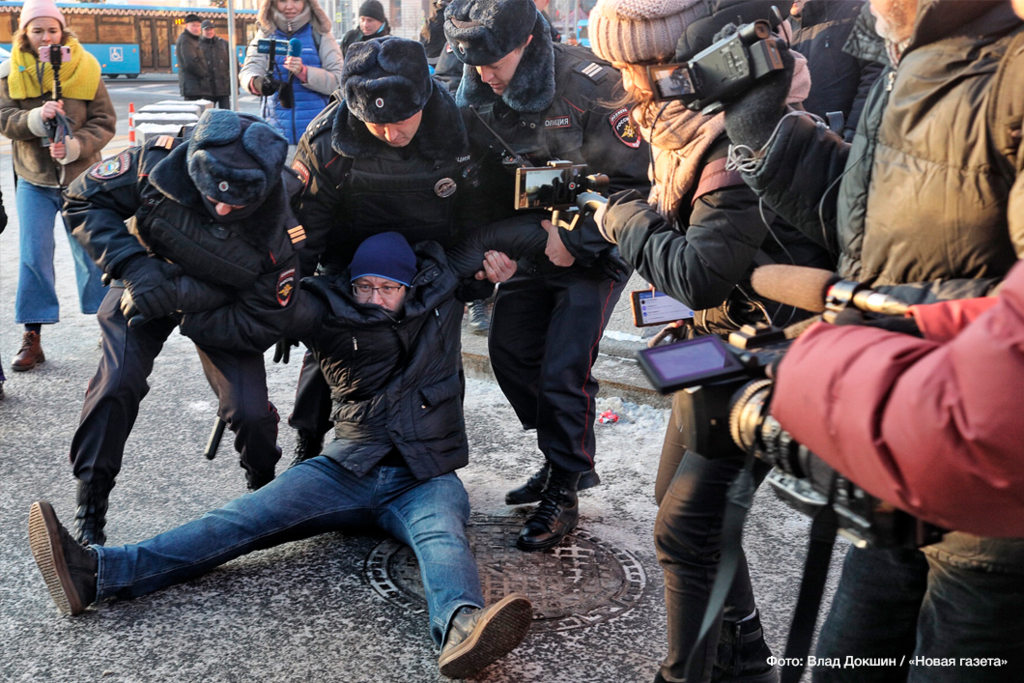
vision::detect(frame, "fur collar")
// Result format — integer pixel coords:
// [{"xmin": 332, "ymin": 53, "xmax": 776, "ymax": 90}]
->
[
  {"xmin": 148, "ymin": 145, "xmax": 286, "ymax": 251},
  {"xmin": 455, "ymin": 14, "xmax": 555, "ymax": 113},
  {"xmin": 258, "ymin": 0, "xmax": 331, "ymax": 35},
  {"xmin": 332, "ymin": 80, "xmax": 470, "ymax": 162}
]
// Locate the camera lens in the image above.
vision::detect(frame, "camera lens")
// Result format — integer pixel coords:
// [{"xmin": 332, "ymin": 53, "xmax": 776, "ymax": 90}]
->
[{"xmin": 728, "ymin": 379, "xmax": 772, "ymax": 454}]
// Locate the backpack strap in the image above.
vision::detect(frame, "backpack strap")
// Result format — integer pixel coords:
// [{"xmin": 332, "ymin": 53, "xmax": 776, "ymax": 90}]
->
[{"xmin": 692, "ymin": 156, "xmax": 746, "ymax": 205}]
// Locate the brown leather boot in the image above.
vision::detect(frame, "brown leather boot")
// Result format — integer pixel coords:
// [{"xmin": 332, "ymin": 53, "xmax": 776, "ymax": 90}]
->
[{"xmin": 12, "ymin": 330, "xmax": 45, "ymax": 372}]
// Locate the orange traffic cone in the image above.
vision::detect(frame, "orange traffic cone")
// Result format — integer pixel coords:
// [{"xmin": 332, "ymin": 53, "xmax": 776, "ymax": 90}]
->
[{"xmin": 128, "ymin": 102, "xmax": 136, "ymax": 146}]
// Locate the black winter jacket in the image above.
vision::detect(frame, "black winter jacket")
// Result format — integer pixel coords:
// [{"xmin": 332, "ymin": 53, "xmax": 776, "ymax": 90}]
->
[
  {"xmin": 292, "ymin": 83, "xmax": 473, "ymax": 276},
  {"xmin": 788, "ymin": 0, "xmax": 883, "ymax": 139},
  {"xmin": 288, "ymin": 242, "xmax": 468, "ymax": 480},
  {"xmin": 200, "ymin": 35, "xmax": 232, "ymax": 98},
  {"xmin": 176, "ymin": 31, "xmax": 210, "ymax": 99},
  {"xmin": 597, "ymin": 137, "xmax": 833, "ymax": 335},
  {"xmin": 64, "ymin": 138, "xmax": 305, "ymax": 353},
  {"xmin": 745, "ymin": 0, "xmax": 1024, "ymax": 303},
  {"xmin": 340, "ymin": 23, "xmax": 391, "ymax": 59}
]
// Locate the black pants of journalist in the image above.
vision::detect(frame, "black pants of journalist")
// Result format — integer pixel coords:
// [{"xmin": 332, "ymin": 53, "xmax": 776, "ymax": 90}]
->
[
  {"xmin": 655, "ymin": 391, "xmax": 772, "ymax": 683},
  {"xmin": 70, "ymin": 286, "xmax": 281, "ymax": 487},
  {"xmin": 487, "ymin": 268, "xmax": 626, "ymax": 474}
]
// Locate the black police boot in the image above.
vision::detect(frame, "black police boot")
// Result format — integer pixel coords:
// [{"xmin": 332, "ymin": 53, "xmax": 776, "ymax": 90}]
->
[
  {"xmin": 288, "ymin": 429, "xmax": 324, "ymax": 469},
  {"xmin": 505, "ymin": 461, "xmax": 601, "ymax": 505},
  {"xmin": 29, "ymin": 501, "xmax": 98, "ymax": 616},
  {"xmin": 246, "ymin": 469, "xmax": 275, "ymax": 492},
  {"xmin": 516, "ymin": 467, "xmax": 581, "ymax": 552},
  {"xmin": 712, "ymin": 610, "xmax": 779, "ymax": 683},
  {"xmin": 438, "ymin": 594, "xmax": 533, "ymax": 679},
  {"xmin": 73, "ymin": 478, "xmax": 113, "ymax": 546}
]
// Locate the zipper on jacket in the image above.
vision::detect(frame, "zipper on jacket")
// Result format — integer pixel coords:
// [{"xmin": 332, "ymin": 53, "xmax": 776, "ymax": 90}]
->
[{"xmin": 353, "ymin": 335, "xmax": 358, "ymax": 351}]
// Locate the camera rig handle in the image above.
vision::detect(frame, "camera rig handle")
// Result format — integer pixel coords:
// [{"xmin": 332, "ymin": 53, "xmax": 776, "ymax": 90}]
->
[{"xmin": 551, "ymin": 187, "xmax": 608, "ymax": 232}]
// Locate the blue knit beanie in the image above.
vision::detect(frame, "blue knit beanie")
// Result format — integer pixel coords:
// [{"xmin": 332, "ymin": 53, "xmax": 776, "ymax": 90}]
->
[{"xmin": 350, "ymin": 232, "xmax": 417, "ymax": 287}]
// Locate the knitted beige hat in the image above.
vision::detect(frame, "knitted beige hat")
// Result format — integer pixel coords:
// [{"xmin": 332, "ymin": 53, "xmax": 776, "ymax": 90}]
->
[{"xmin": 589, "ymin": 0, "xmax": 707, "ymax": 64}]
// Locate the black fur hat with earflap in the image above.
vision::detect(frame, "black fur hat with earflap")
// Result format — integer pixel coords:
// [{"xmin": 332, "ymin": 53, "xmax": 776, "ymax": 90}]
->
[
  {"xmin": 343, "ymin": 37, "xmax": 433, "ymax": 124},
  {"xmin": 443, "ymin": 0, "xmax": 538, "ymax": 66},
  {"xmin": 187, "ymin": 109, "xmax": 287, "ymax": 207}
]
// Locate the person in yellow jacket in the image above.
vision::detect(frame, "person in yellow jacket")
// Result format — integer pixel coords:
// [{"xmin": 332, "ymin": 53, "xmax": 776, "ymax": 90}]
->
[{"xmin": 0, "ymin": 0, "xmax": 115, "ymax": 372}]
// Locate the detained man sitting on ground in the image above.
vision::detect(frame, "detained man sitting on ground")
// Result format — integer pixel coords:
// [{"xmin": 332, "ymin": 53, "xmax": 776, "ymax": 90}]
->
[{"xmin": 27, "ymin": 232, "xmax": 535, "ymax": 680}]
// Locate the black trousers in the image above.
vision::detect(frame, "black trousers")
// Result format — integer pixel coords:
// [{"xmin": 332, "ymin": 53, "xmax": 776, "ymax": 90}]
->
[
  {"xmin": 70, "ymin": 286, "xmax": 281, "ymax": 485},
  {"xmin": 487, "ymin": 268, "xmax": 625, "ymax": 474}
]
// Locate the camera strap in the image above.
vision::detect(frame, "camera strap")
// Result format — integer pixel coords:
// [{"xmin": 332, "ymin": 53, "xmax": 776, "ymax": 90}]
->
[
  {"xmin": 779, "ymin": 477, "xmax": 840, "ymax": 683},
  {"xmin": 683, "ymin": 451, "xmax": 758, "ymax": 683}
]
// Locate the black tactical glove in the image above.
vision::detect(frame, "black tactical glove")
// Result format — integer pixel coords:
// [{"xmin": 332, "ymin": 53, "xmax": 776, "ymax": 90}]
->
[
  {"xmin": 252, "ymin": 75, "xmax": 284, "ymax": 97},
  {"xmin": 697, "ymin": 23, "xmax": 795, "ymax": 151},
  {"xmin": 831, "ymin": 307, "xmax": 922, "ymax": 337},
  {"xmin": 597, "ymin": 247, "xmax": 631, "ymax": 283},
  {"xmin": 118, "ymin": 256, "xmax": 182, "ymax": 326},
  {"xmin": 273, "ymin": 338, "xmax": 299, "ymax": 364}
]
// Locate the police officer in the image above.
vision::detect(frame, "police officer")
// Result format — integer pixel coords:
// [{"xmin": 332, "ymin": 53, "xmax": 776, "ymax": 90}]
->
[
  {"xmin": 285, "ymin": 36, "xmax": 506, "ymax": 463},
  {"xmin": 443, "ymin": 0, "xmax": 650, "ymax": 550},
  {"xmin": 63, "ymin": 110, "xmax": 303, "ymax": 545}
]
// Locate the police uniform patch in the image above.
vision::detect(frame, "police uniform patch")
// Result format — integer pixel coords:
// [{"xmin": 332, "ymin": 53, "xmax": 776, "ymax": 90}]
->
[
  {"xmin": 545, "ymin": 116, "xmax": 571, "ymax": 129},
  {"xmin": 609, "ymin": 108, "xmax": 641, "ymax": 149},
  {"xmin": 292, "ymin": 159, "xmax": 310, "ymax": 186},
  {"xmin": 277, "ymin": 268, "xmax": 296, "ymax": 306},
  {"xmin": 89, "ymin": 151, "xmax": 131, "ymax": 180},
  {"xmin": 434, "ymin": 177, "xmax": 457, "ymax": 198}
]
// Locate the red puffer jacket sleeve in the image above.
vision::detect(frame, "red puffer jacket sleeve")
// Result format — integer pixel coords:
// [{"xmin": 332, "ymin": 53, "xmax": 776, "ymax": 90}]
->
[{"xmin": 770, "ymin": 261, "xmax": 1024, "ymax": 537}]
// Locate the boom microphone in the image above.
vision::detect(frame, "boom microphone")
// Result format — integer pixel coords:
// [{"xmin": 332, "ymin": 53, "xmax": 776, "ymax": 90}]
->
[
  {"xmin": 751, "ymin": 264, "xmax": 911, "ymax": 318},
  {"xmin": 750, "ymin": 264, "xmax": 836, "ymax": 313}
]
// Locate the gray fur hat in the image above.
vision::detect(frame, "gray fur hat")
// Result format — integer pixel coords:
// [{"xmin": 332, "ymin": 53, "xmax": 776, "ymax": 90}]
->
[
  {"xmin": 443, "ymin": 0, "xmax": 539, "ymax": 66},
  {"xmin": 343, "ymin": 37, "xmax": 433, "ymax": 124},
  {"xmin": 187, "ymin": 109, "xmax": 287, "ymax": 207}
]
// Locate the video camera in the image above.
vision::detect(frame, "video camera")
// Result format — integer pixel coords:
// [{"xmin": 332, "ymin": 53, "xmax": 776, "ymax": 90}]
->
[
  {"xmin": 648, "ymin": 13, "xmax": 786, "ymax": 115},
  {"xmin": 255, "ymin": 38, "xmax": 297, "ymax": 108},
  {"xmin": 637, "ymin": 287, "xmax": 943, "ymax": 549},
  {"xmin": 513, "ymin": 160, "xmax": 609, "ymax": 231}
]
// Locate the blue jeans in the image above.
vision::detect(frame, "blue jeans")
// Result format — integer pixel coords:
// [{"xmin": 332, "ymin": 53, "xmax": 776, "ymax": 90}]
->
[
  {"xmin": 94, "ymin": 457, "xmax": 484, "ymax": 646},
  {"xmin": 814, "ymin": 535, "xmax": 1024, "ymax": 682},
  {"xmin": 15, "ymin": 180, "xmax": 107, "ymax": 324}
]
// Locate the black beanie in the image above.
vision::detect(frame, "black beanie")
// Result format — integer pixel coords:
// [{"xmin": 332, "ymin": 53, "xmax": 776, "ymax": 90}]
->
[
  {"xmin": 187, "ymin": 110, "xmax": 287, "ymax": 207},
  {"xmin": 184, "ymin": 13, "xmax": 201, "ymax": 24},
  {"xmin": 358, "ymin": 0, "xmax": 387, "ymax": 22},
  {"xmin": 343, "ymin": 37, "xmax": 432, "ymax": 124},
  {"xmin": 443, "ymin": 0, "xmax": 538, "ymax": 66},
  {"xmin": 350, "ymin": 232, "xmax": 417, "ymax": 287}
]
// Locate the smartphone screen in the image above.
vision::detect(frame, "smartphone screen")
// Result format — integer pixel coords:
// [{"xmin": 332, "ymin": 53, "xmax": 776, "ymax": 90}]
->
[{"xmin": 631, "ymin": 290, "xmax": 695, "ymax": 327}]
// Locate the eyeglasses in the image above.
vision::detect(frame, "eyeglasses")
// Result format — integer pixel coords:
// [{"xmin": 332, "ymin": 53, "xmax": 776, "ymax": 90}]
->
[{"xmin": 352, "ymin": 283, "xmax": 405, "ymax": 297}]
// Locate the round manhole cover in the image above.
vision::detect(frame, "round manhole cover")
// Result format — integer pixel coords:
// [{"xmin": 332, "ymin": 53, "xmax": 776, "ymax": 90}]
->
[{"xmin": 365, "ymin": 515, "xmax": 646, "ymax": 632}]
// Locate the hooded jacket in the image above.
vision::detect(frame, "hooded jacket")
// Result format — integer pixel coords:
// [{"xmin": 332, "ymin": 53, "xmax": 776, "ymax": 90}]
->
[
  {"xmin": 289, "ymin": 242, "xmax": 468, "ymax": 480},
  {"xmin": 64, "ymin": 137, "xmax": 305, "ymax": 353},
  {"xmin": 744, "ymin": 0, "xmax": 1024, "ymax": 303},
  {"xmin": 771, "ymin": 259, "xmax": 1024, "ymax": 538}
]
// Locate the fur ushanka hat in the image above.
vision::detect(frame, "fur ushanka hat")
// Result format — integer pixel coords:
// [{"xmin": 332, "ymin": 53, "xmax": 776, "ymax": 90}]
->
[
  {"xmin": 343, "ymin": 37, "xmax": 433, "ymax": 124},
  {"xmin": 187, "ymin": 109, "xmax": 287, "ymax": 207},
  {"xmin": 443, "ymin": 0, "xmax": 538, "ymax": 66}
]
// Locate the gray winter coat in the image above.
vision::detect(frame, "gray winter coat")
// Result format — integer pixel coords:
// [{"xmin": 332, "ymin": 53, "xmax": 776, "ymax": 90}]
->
[{"xmin": 745, "ymin": 0, "xmax": 1024, "ymax": 303}]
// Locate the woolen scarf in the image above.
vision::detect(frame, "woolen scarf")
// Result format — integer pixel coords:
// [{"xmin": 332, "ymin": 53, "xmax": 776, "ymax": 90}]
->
[{"xmin": 9, "ymin": 37, "xmax": 100, "ymax": 101}]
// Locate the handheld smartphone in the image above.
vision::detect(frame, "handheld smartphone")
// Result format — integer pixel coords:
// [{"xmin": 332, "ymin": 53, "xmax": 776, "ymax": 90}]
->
[
  {"xmin": 631, "ymin": 289, "xmax": 695, "ymax": 327},
  {"xmin": 39, "ymin": 45, "xmax": 72, "ymax": 63},
  {"xmin": 636, "ymin": 335, "xmax": 747, "ymax": 395},
  {"xmin": 514, "ymin": 164, "xmax": 586, "ymax": 210},
  {"xmin": 256, "ymin": 39, "xmax": 290, "ymax": 55}
]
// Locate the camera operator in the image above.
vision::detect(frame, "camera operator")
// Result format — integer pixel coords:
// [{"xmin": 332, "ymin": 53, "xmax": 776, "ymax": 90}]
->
[
  {"xmin": 284, "ymin": 37, "xmax": 522, "ymax": 466},
  {"xmin": 442, "ymin": 0, "xmax": 651, "ymax": 552},
  {"xmin": 62, "ymin": 110, "xmax": 302, "ymax": 546},
  {"xmin": 710, "ymin": 0, "xmax": 1024, "ymax": 679},
  {"xmin": 239, "ymin": 0, "xmax": 344, "ymax": 145},
  {"xmin": 555, "ymin": 1, "xmax": 834, "ymax": 681}
]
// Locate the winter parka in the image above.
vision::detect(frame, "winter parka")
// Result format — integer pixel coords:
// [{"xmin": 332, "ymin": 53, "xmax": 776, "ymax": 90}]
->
[
  {"xmin": 176, "ymin": 30, "xmax": 210, "ymax": 99},
  {"xmin": 63, "ymin": 137, "xmax": 305, "ymax": 353},
  {"xmin": 200, "ymin": 34, "xmax": 232, "ymax": 98},
  {"xmin": 744, "ymin": 0, "xmax": 1024, "ymax": 304}
]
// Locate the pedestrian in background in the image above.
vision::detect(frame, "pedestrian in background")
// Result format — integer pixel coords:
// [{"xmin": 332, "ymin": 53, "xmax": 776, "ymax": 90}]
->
[
  {"xmin": 176, "ymin": 13, "xmax": 210, "ymax": 102},
  {"xmin": 0, "ymin": 0, "xmax": 114, "ymax": 373},
  {"xmin": 240, "ymin": 0, "xmax": 344, "ymax": 145},
  {"xmin": 199, "ymin": 19, "xmax": 232, "ymax": 109},
  {"xmin": 340, "ymin": 0, "xmax": 391, "ymax": 58}
]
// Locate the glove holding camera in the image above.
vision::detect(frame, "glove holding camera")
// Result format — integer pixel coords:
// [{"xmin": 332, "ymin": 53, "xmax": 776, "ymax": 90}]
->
[
  {"xmin": 117, "ymin": 256, "xmax": 183, "ymax": 326},
  {"xmin": 252, "ymin": 75, "xmax": 284, "ymax": 97},
  {"xmin": 678, "ymin": 22, "xmax": 796, "ymax": 152}
]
